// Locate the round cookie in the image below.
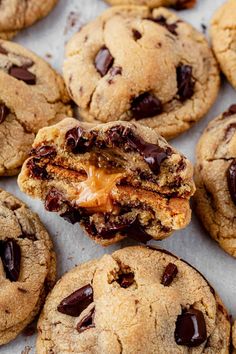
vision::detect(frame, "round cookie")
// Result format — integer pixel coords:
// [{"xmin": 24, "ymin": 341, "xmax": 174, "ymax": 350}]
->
[
  {"xmin": 36, "ymin": 246, "xmax": 230, "ymax": 354},
  {"xmin": 18, "ymin": 118, "xmax": 195, "ymax": 246},
  {"xmin": 104, "ymin": 0, "xmax": 196, "ymax": 9},
  {"xmin": 0, "ymin": 0, "xmax": 58, "ymax": 40},
  {"xmin": 0, "ymin": 189, "xmax": 56, "ymax": 345},
  {"xmin": 63, "ymin": 6, "xmax": 220, "ymax": 140},
  {"xmin": 0, "ymin": 40, "xmax": 72, "ymax": 176},
  {"xmin": 194, "ymin": 104, "xmax": 236, "ymax": 257},
  {"xmin": 211, "ymin": 0, "xmax": 236, "ymax": 90}
]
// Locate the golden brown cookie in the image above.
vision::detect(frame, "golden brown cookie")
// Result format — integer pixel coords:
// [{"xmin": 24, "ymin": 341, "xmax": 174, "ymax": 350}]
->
[
  {"xmin": 0, "ymin": 0, "xmax": 58, "ymax": 40},
  {"xmin": 63, "ymin": 6, "xmax": 219, "ymax": 140},
  {"xmin": 194, "ymin": 105, "xmax": 236, "ymax": 257},
  {"xmin": 18, "ymin": 119, "xmax": 195, "ymax": 246},
  {"xmin": 0, "ymin": 189, "xmax": 56, "ymax": 345},
  {"xmin": 0, "ymin": 40, "xmax": 72, "ymax": 176},
  {"xmin": 36, "ymin": 246, "xmax": 230, "ymax": 354},
  {"xmin": 211, "ymin": 0, "xmax": 236, "ymax": 90}
]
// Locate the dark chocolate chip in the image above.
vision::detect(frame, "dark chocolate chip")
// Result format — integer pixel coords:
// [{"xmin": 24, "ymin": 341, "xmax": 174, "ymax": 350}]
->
[
  {"xmin": 161, "ymin": 263, "xmax": 178, "ymax": 286},
  {"xmin": 126, "ymin": 217, "xmax": 153, "ymax": 243},
  {"xmin": 57, "ymin": 284, "xmax": 93, "ymax": 317},
  {"xmin": 27, "ymin": 158, "xmax": 50, "ymax": 180},
  {"xmin": 177, "ymin": 65, "xmax": 195, "ymax": 101},
  {"xmin": 227, "ymin": 160, "xmax": 236, "ymax": 205},
  {"xmin": 31, "ymin": 145, "xmax": 57, "ymax": 159},
  {"xmin": 0, "ymin": 103, "xmax": 9, "ymax": 123},
  {"xmin": 223, "ymin": 104, "xmax": 236, "ymax": 118},
  {"xmin": 109, "ymin": 66, "xmax": 122, "ymax": 77},
  {"xmin": 61, "ymin": 205, "xmax": 82, "ymax": 224},
  {"xmin": 175, "ymin": 309, "xmax": 207, "ymax": 347},
  {"xmin": 9, "ymin": 65, "xmax": 36, "ymax": 85},
  {"xmin": 77, "ymin": 307, "xmax": 95, "ymax": 333},
  {"xmin": 224, "ymin": 123, "xmax": 236, "ymax": 140},
  {"xmin": 152, "ymin": 16, "xmax": 178, "ymax": 35},
  {"xmin": 95, "ymin": 47, "xmax": 114, "ymax": 77},
  {"xmin": 172, "ymin": 0, "xmax": 196, "ymax": 10},
  {"xmin": 1, "ymin": 239, "xmax": 21, "ymax": 282},
  {"xmin": 117, "ymin": 273, "xmax": 134, "ymax": 288},
  {"xmin": 0, "ymin": 45, "xmax": 8, "ymax": 55},
  {"xmin": 65, "ymin": 126, "xmax": 96, "ymax": 154},
  {"xmin": 131, "ymin": 92, "xmax": 163, "ymax": 120},
  {"xmin": 45, "ymin": 189, "xmax": 63, "ymax": 212},
  {"xmin": 132, "ymin": 29, "xmax": 142, "ymax": 40}
]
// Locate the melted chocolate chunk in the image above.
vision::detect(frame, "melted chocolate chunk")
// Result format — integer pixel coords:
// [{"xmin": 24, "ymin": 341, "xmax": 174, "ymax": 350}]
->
[
  {"xmin": 77, "ymin": 307, "xmax": 95, "ymax": 333},
  {"xmin": 107, "ymin": 125, "xmax": 169, "ymax": 174},
  {"xmin": 1, "ymin": 239, "xmax": 21, "ymax": 282},
  {"xmin": 152, "ymin": 16, "xmax": 178, "ymax": 35},
  {"xmin": 117, "ymin": 273, "xmax": 134, "ymax": 288},
  {"xmin": 9, "ymin": 65, "xmax": 36, "ymax": 85},
  {"xmin": 95, "ymin": 47, "xmax": 114, "ymax": 77},
  {"xmin": 58, "ymin": 284, "xmax": 93, "ymax": 317},
  {"xmin": 127, "ymin": 217, "xmax": 153, "ymax": 243},
  {"xmin": 223, "ymin": 104, "xmax": 236, "ymax": 118},
  {"xmin": 131, "ymin": 92, "xmax": 163, "ymax": 120},
  {"xmin": 227, "ymin": 160, "xmax": 236, "ymax": 205},
  {"xmin": 0, "ymin": 103, "xmax": 9, "ymax": 123},
  {"xmin": 132, "ymin": 29, "xmax": 142, "ymax": 40},
  {"xmin": 27, "ymin": 158, "xmax": 50, "ymax": 180},
  {"xmin": 172, "ymin": 0, "xmax": 196, "ymax": 10},
  {"xmin": 31, "ymin": 145, "xmax": 57, "ymax": 159},
  {"xmin": 161, "ymin": 263, "xmax": 178, "ymax": 286},
  {"xmin": 65, "ymin": 126, "xmax": 96, "ymax": 154},
  {"xmin": 45, "ymin": 189, "xmax": 63, "ymax": 212},
  {"xmin": 177, "ymin": 65, "xmax": 195, "ymax": 101},
  {"xmin": 175, "ymin": 308, "xmax": 207, "ymax": 347},
  {"xmin": 61, "ymin": 206, "xmax": 82, "ymax": 224}
]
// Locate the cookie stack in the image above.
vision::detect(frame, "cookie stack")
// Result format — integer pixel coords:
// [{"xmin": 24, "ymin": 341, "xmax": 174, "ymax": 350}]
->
[{"xmin": 0, "ymin": 0, "xmax": 235, "ymax": 353}]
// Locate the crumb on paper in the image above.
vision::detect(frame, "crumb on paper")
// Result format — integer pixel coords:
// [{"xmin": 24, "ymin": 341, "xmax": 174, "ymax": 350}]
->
[
  {"xmin": 21, "ymin": 346, "xmax": 32, "ymax": 354},
  {"xmin": 201, "ymin": 23, "xmax": 207, "ymax": 34},
  {"xmin": 45, "ymin": 53, "xmax": 52, "ymax": 59},
  {"xmin": 64, "ymin": 11, "xmax": 82, "ymax": 35}
]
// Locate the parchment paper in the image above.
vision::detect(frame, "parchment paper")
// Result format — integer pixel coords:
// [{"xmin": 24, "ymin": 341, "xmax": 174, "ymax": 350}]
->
[{"xmin": 1, "ymin": 0, "xmax": 235, "ymax": 353}]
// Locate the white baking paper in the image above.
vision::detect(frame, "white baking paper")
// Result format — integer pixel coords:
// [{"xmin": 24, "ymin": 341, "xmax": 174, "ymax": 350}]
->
[{"xmin": 1, "ymin": 0, "xmax": 236, "ymax": 353}]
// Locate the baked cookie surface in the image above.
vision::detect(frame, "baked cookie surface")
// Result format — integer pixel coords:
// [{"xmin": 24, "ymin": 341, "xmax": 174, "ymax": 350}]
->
[
  {"xmin": 18, "ymin": 118, "xmax": 195, "ymax": 246},
  {"xmin": 36, "ymin": 246, "xmax": 230, "ymax": 354},
  {"xmin": 63, "ymin": 6, "xmax": 219, "ymax": 140},
  {"xmin": 0, "ymin": 0, "xmax": 58, "ymax": 40},
  {"xmin": 194, "ymin": 105, "xmax": 236, "ymax": 257},
  {"xmin": 211, "ymin": 0, "xmax": 236, "ymax": 90},
  {"xmin": 0, "ymin": 189, "xmax": 56, "ymax": 345},
  {"xmin": 105, "ymin": 0, "xmax": 196, "ymax": 9},
  {"xmin": 0, "ymin": 40, "xmax": 72, "ymax": 176}
]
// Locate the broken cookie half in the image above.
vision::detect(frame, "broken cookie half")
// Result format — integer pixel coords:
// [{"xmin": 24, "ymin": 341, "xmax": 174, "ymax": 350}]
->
[{"xmin": 18, "ymin": 118, "xmax": 195, "ymax": 246}]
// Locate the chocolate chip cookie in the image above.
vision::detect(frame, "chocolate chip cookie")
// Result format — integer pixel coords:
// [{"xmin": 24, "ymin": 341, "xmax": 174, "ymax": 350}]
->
[
  {"xmin": 18, "ymin": 119, "xmax": 195, "ymax": 246},
  {"xmin": 0, "ymin": 189, "xmax": 56, "ymax": 345},
  {"xmin": 36, "ymin": 246, "xmax": 230, "ymax": 354},
  {"xmin": 105, "ymin": 0, "xmax": 196, "ymax": 9},
  {"xmin": 0, "ymin": 0, "xmax": 58, "ymax": 40},
  {"xmin": 0, "ymin": 40, "xmax": 72, "ymax": 176},
  {"xmin": 194, "ymin": 104, "xmax": 236, "ymax": 257},
  {"xmin": 63, "ymin": 6, "xmax": 219, "ymax": 140},
  {"xmin": 211, "ymin": 0, "xmax": 236, "ymax": 90}
]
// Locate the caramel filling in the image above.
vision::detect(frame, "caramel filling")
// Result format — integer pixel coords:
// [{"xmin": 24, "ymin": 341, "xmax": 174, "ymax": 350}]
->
[{"xmin": 76, "ymin": 165, "xmax": 123, "ymax": 213}]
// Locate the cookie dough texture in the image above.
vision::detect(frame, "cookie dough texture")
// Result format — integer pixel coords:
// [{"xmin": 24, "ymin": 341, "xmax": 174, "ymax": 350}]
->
[
  {"xmin": 0, "ymin": 40, "xmax": 72, "ymax": 176},
  {"xmin": 18, "ymin": 119, "xmax": 195, "ymax": 246},
  {"xmin": 105, "ymin": 0, "xmax": 195, "ymax": 8},
  {"xmin": 36, "ymin": 246, "xmax": 230, "ymax": 354},
  {"xmin": 194, "ymin": 107, "xmax": 236, "ymax": 257},
  {"xmin": 211, "ymin": 0, "xmax": 236, "ymax": 90},
  {"xmin": 0, "ymin": 189, "xmax": 56, "ymax": 345},
  {"xmin": 63, "ymin": 6, "xmax": 219, "ymax": 140},
  {"xmin": 0, "ymin": 0, "xmax": 58, "ymax": 40}
]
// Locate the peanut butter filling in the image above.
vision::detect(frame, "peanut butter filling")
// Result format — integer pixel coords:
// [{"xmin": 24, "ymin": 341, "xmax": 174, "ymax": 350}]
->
[{"xmin": 76, "ymin": 165, "xmax": 124, "ymax": 213}]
